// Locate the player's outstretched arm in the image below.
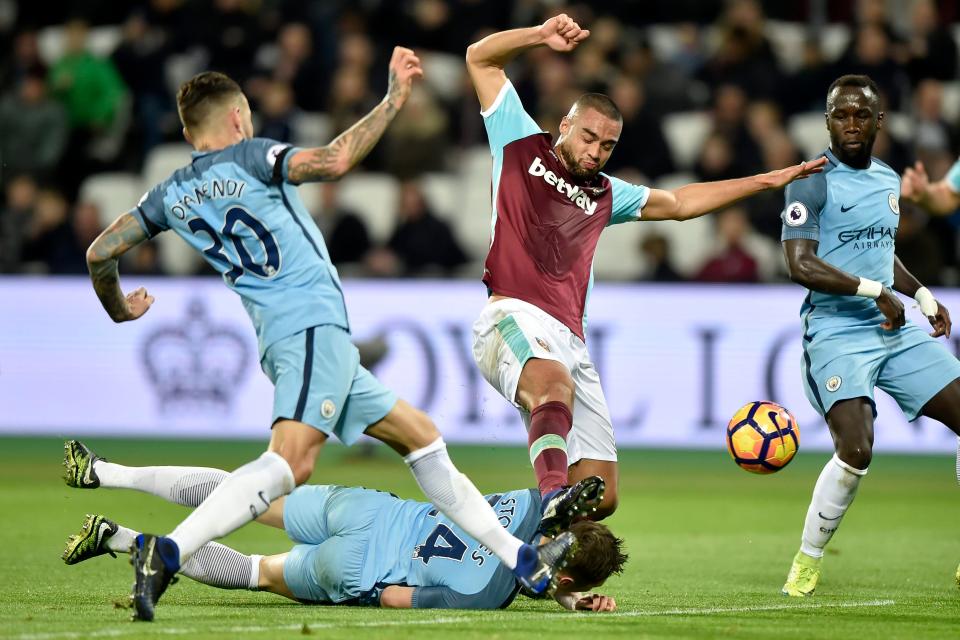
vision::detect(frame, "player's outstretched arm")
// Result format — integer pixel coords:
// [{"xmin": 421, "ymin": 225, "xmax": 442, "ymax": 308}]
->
[
  {"xmin": 901, "ymin": 161, "xmax": 960, "ymax": 215},
  {"xmin": 783, "ymin": 238, "xmax": 905, "ymax": 331},
  {"xmin": 86, "ymin": 213, "xmax": 154, "ymax": 322},
  {"xmin": 640, "ymin": 158, "xmax": 828, "ymax": 222},
  {"xmin": 466, "ymin": 14, "xmax": 589, "ymax": 110},
  {"xmin": 893, "ymin": 255, "xmax": 951, "ymax": 338},
  {"xmin": 286, "ymin": 46, "xmax": 423, "ymax": 184}
]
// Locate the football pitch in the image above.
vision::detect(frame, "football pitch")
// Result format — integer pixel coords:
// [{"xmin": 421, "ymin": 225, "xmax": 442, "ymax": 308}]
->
[{"xmin": 1, "ymin": 437, "xmax": 958, "ymax": 639}]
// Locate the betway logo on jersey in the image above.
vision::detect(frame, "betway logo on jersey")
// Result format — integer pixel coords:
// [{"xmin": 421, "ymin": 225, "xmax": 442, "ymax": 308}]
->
[{"xmin": 528, "ymin": 156, "xmax": 598, "ymax": 215}]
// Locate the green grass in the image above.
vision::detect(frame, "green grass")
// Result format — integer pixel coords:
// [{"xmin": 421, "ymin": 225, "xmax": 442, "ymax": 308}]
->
[{"xmin": 1, "ymin": 437, "xmax": 958, "ymax": 639}]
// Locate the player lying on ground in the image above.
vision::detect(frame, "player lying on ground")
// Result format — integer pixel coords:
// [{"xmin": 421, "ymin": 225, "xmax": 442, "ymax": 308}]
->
[
  {"xmin": 465, "ymin": 14, "xmax": 827, "ymax": 520},
  {"xmin": 62, "ymin": 445, "xmax": 624, "ymax": 611},
  {"xmin": 778, "ymin": 74, "xmax": 960, "ymax": 596},
  {"xmin": 84, "ymin": 50, "xmax": 584, "ymax": 620}
]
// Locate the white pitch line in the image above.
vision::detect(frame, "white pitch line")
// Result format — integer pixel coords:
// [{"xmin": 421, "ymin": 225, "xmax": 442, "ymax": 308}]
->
[
  {"xmin": 541, "ymin": 598, "xmax": 896, "ymax": 619},
  {"xmin": 10, "ymin": 599, "xmax": 896, "ymax": 640}
]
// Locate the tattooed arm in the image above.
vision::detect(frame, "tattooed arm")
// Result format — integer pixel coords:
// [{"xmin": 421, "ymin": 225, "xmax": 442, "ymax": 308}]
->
[
  {"xmin": 287, "ymin": 46, "xmax": 424, "ymax": 184},
  {"xmin": 86, "ymin": 213, "xmax": 155, "ymax": 322}
]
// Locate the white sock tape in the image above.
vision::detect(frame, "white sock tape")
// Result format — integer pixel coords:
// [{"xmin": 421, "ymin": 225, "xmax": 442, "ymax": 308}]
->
[
  {"xmin": 855, "ymin": 277, "xmax": 883, "ymax": 299},
  {"xmin": 914, "ymin": 286, "xmax": 937, "ymax": 317}
]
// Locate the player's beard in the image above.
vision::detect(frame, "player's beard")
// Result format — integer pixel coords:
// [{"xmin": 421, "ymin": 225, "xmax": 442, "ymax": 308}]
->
[{"xmin": 557, "ymin": 142, "xmax": 601, "ymax": 182}]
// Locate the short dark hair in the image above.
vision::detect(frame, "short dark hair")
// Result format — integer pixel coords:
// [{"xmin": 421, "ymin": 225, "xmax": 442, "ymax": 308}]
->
[
  {"xmin": 572, "ymin": 93, "xmax": 622, "ymax": 122},
  {"xmin": 176, "ymin": 71, "xmax": 243, "ymax": 132},
  {"xmin": 826, "ymin": 74, "xmax": 880, "ymax": 108},
  {"xmin": 563, "ymin": 520, "xmax": 628, "ymax": 586}
]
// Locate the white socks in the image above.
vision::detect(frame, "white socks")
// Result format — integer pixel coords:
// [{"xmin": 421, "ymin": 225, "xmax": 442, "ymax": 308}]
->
[
  {"xmin": 93, "ymin": 462, "xmax": 229, "ymax": 507},
  {"xmin": 167, "ymin": 451, "xmax": 295, "ymax": 564},
  {"xmin": 800, "ymin": 454, "xmax": 868, "ymax": 558},
  {"xmin": 106, "ymin": 525, "xmax": 258, "ymax": 590},
  {"xmin": 404, "ymin": 438, "xmax": 523, "ymax": 569},
  {"xmin": 107, "ymin": 524, "xmax": 138, "ymax": 554}
]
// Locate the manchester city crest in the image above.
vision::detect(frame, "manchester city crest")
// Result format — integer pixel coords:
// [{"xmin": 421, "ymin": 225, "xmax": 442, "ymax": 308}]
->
[{"xmin": 888, "ymin": 192, "xmax": 899, "ymax": 214}]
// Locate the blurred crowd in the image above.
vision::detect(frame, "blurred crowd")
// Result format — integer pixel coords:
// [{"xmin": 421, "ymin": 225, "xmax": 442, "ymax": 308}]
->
[{"xmin": 2, "ymin": 0, "xmax": 960, "ymax": 285}]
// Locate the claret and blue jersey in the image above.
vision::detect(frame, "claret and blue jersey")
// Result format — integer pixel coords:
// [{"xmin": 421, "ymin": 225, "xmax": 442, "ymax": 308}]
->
[
  {"xmin": 481, "ymin": 79, "xmax": 650, "ymax": 340},
  {"xmin": 130, "ymin": 138, "xmax": 349, "ymax": 358}
]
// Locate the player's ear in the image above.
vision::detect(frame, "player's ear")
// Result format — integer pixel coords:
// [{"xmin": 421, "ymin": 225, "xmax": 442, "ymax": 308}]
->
[
  {"xmin": 559, "ymin": 116, "xmax": 570, "ymax": 135},
  {"xmin": 556, "ymin": 574, "xmax": 574, "ymax": 587},
  {"xmin": 229, "ymin": 106, "xmax": 243, "ymax": 134},
  {"xmin": 876, "ymin": 110, "xmax": 884, "ymax": 129},
  {"xmin": 182, "ymin": 127, "xmax": 193, "ymax": 145}
]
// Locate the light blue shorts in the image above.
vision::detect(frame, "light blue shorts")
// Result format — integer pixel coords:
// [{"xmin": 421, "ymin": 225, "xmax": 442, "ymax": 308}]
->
[
  {"xmin": 282, "ymin": 485, "xmax": 396, "ymax": 603},
  {"xmin": 801, "ymin": 315, "xmax": 960, "ymax": 420},
  {"xmin": 261, "ymin": 325, "xmax": 396, "ymax": 445}
]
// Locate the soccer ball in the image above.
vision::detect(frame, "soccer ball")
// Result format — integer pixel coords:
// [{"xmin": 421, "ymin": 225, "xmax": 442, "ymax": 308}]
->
[{"xmin": 726, "ymin": 401, "xmax": 800, "ymax": 474}]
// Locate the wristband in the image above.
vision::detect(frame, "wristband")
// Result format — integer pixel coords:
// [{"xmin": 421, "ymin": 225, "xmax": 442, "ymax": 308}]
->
[
  {"xmin": 855, "ymin": 277, "xmax": 883, "ymax": 299},
  {"xmin": 914, "ymin": 286, "xmax": 938, "ymax": 317}
]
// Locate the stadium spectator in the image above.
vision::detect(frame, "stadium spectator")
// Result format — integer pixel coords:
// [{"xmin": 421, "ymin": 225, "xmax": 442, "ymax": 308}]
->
[
  {"xmin": 48, "ymin": 19, "xmax": 129, "ymax": 196},
  {"xmin": 638, "ymin": 233, "xmax": 685, "ymax": 283},
  {"xmin": 0, "ymin": 174, "xmax": 38, "ymax": 272},
  {"xmin": 250, "ymin": 22, "xmax": 329, "ymax": 112},
  {"xmin": 256, "ymin": 80, "xmax": 297, "ymax": 143},
  {"xmin": 837, "ymin": 23, "xmax": 907, "ymax": 109},
  {"xmin": 896, "ymin": 205, "xmax": 945, "ymax": 287},
  {"xmin": 694, "ymin": 207, "xmax": 763, "ymax": 283},
  {"xmin": 697, "ymin": 0, "xmax": 778, "ymax": 99},
  {"xmin": 383, "ymin": 86, "xmax": 451, "ymax": 178},
  {"xmin": 314, "ymin": 182, "xmax": 373, "ymax": 269},
  {"xmin": 0, "ymin": 69, "xmax": 68, "ymax": 184},
  {"xmin": 709, "ymin": 84, "xmax": 762, "ymax": 174},
  {"xmin": 911, "ymin": 80, "xmax": 957, "ymax": 163},
  {"xmin": 371, "ymin": 180, "xmax": 468, "ymax": 277},
  {"xmin": 904, "ymin": 0, "xmax": 957, "ymax": 84},
  {"xmin": 189, "ymin": 0, "xmax": 265, "ymax": 85},
  {"xmin": 601, "ymin": 75, "xmax": 674, "ymax": 180},
  {"xmin": 111, "ymin": 11, "xmax": 174, "ymax": 155},
  {"xmin": 19, "ymin": 188, "xmax": 73, "ymax": 274},
  {"xmin": 0, "ymin": 29, "xmax": 46, "ymax": 93}
]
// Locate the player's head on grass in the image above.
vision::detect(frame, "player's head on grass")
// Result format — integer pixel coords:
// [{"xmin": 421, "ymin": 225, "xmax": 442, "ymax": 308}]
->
[
  {"xmin": 176, "ymin": 71, "xmax": 254, "ymax": 150},
  {"xmin": 556, "ymin": 93, "xmax": 622, "ymax": 181},
  {"xmin": 824, "ymin": 74, "xmax": 883, "ymax": 168},
  {"xmin": 554, "ymin": 520, "xmax": 627, "ymax": 595}
]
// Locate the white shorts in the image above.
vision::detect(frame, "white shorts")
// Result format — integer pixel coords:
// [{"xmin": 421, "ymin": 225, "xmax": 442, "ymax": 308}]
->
[{"xmin": 471, "ymin": 298, "xmax": 617, "ymax": 464}]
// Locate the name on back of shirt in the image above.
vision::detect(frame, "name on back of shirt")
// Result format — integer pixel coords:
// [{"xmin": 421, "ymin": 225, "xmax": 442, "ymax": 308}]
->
[{"xmin": 170, "ymin": 178, "xmax": 248, "ymax": 219}]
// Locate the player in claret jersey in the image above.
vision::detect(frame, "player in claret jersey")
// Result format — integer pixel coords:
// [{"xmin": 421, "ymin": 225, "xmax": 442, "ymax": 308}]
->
[{"xmin": 465, "ymin": 13, "xmax": 826, "ymax": 527}]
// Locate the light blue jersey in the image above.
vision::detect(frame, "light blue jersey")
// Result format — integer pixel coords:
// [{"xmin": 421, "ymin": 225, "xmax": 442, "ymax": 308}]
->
[
  {"xmin": 781, "ymin": 148, "xmax": 900, "ymax": 321},
  {"xmin": 282, "ymin": 485, "xmax": 541, "ymax": 608},
  {"xmin": 131, "ymin": 138, "xmax": 349, "ymax": 357},
  {"xmin": 780, "ymin": 148, "xmax": 960, "ymax": 418}
]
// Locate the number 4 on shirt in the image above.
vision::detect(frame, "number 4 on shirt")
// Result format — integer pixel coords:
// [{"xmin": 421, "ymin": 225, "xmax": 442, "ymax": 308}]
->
[{"xmin": 414, "ymin": 524, "xmax": 467, "ymax": 564}]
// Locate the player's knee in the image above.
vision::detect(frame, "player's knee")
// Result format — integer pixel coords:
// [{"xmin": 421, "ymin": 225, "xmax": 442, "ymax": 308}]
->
[
  {"xmin": 836, "ymin": 441, "xmax": 872, "ymax": 471},
  {"xmin": 534, "ymin": 379, "xmax": 574, "ymax": 408},
  {"xmin": 282, "ymin": 455, "xmax": 315, "ymax": 486}
]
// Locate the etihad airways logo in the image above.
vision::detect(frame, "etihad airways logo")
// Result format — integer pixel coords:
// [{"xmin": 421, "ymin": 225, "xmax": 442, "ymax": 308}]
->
[{"xmin": 528, "ymin": 156, "xmax": 598, "ymax": 215}]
